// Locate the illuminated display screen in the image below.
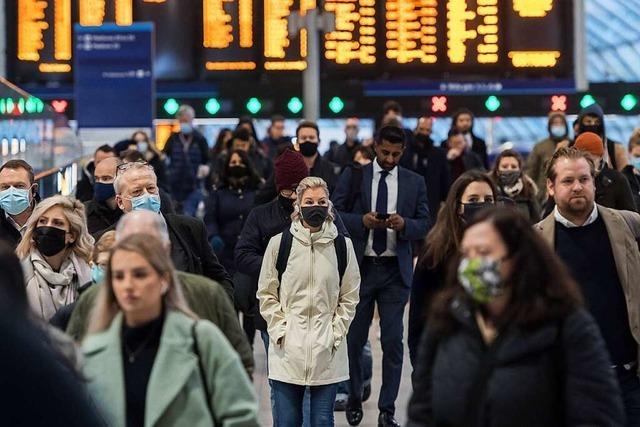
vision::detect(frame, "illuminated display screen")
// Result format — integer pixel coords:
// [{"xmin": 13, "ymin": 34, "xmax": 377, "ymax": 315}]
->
[{"xmin": 7, "ymin": 0, "xmax": 574, "ymax": 83}]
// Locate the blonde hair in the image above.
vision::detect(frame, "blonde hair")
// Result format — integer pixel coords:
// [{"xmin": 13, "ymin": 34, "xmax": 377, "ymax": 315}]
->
[
  {"xmin": 16, "ymin": 195, "xmax": 94, "ymax": 262},
  {"xmin": 87, "ymin": 234, "xmax": 196, "ymax": 334},
  {"xmin": 291, "ymin": 176, "xmax": 335, "ymax": 222},
  {"xmin": 92, "ymin": 230, "xmax": 116, "ymax": 263}
]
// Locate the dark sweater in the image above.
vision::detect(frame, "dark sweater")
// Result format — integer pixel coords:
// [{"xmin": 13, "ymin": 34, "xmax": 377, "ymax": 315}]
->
[
  {"xmin": 555, "ymin": 216, "xmax": 637, "ymax": 365},
  {"xmin": 122, "ymin": 315, "xmax": 164, "ymax": 427}
]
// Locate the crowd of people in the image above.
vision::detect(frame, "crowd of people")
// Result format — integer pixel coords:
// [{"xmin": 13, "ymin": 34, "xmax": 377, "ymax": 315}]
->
[{"xmin": 0, "ymin": 98, "xmax": 639, "ymax": 427}]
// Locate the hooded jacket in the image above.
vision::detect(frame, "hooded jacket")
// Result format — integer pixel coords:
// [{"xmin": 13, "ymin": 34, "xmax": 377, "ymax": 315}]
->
[
  {"xmin": 257, "ymin": 219, "xmax": 360, "ymax": 386},
  {"xmin": 576, "ymin": 104, "xmax": 628, "ymax": 171}
]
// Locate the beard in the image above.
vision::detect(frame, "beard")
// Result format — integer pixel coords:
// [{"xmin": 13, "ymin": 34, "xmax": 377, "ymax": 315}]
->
[{"xmin": 563, "ymin": 195, "xmax": 593, "ymax": 215}]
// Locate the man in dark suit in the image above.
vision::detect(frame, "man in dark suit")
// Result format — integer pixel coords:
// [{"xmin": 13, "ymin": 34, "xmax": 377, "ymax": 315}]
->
[
  {"xmin": 0, "ymin": 160, "xmax": 39, "ymax": 248},
  {"xmin": 410, "ymin": 131, "xmax": 451, "ymax": 217},
  {"xmin": 332, "ymin": 126, "xmax": 430, "ymax": 427},
  {"xmin": 449, "ymin": 107, "xmax": 489, "ymax": 168},
  {"xmin": 107, "ymin": 162, "xmax": 233, "ymax": 301}
]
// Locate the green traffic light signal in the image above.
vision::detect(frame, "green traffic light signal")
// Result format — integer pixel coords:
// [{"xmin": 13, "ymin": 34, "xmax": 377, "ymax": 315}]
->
[
  {"xmin": 163, "ymin": 98, "xmax": 180, "ymax": 116},
  {"xmin": 580, "ymin": 94, "xmax": 596, "ymax": 109},
  {"xmin": 485, "ymin": 96, "xmax": 501, "ymax": 112},
  {"xmin": 246, "ymin": 97, "xmax": 262, "ymax": 114},
  {"xmin": 287, "ymin": 97, "xmax": 303, "ymax": 114},
  {"xmin": 205, "ymin": 98, "xmax": 221, "ymax": 115},
  {"xmin": 328, "ymin": 97, "xmax": 344, "ymax": 114},
  {"xmin": 621, "ymin": 94, "xmax": 638, "ymax": 111}
]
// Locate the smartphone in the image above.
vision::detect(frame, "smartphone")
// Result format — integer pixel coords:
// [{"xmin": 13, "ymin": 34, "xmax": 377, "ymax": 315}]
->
[{"xmin": 375, "ymin": 212, "xmax": 390, "ymax": 220}]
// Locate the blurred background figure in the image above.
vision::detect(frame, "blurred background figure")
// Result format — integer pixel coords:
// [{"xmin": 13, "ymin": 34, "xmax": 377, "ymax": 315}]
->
[
  {"xmin": 575, "ymin": 103, "xmax": 628, "ymax": 171},
  {"xmin": 17, "ymin": 195, "xmax": 94, "ymax": 320},
  {"xmin": 444, "ymin": 129, "xmax": 484, "ymax": 182},
  {"xmin": 490, "ymin": 149, "xmax": 541, "ymax": 223},
  {"xmin": 162, "ymin": 105, "xmax": 210, "ymax": 216},
  {"xmin": 325, "ymin": 117, "xmax": 361, "ymax": 170},
  {"xmin": 408, "ymin": 208, "xmax": 624, "ymax": 426},
  {"xmin": 262, "ymin": 115, "xmax": 292, "ymax": 160},
  {"xmin": 204, "ymin": 149, "xmax": 262, "ymax": 275},
  {"xmin": 623, "ymin": 130, "xmax": 640, "ymax": 210},
  {"xmin": 76, "ymin": 145, "xmax": 117, "ymax": 203},
  {"xmin": 448, "ymin": 108, "xmax": 488, "ymax": 169},
  {"xmin": 131, "ymin": 131, "xmax": 168, "ymax": 191},
  {"xmin": 527, "ymin": 112, "xmax": 571, "ymax": 205},
  {"xmin": 84, "ymin": 234, "xmax": 259, "ymax": 426}
]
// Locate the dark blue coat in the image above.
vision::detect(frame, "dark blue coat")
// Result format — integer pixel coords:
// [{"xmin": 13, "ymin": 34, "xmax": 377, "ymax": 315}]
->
[
  {"xmin": 204, "ymin": 187, "xmax": 256, "ymax": 275},
  {"xmin": 332, "ymin": 162, "xmax": 431, "ymax": 287},
  {"xmin": 407, "ymin": 141, "xmax": 451, "ymax": 217}
]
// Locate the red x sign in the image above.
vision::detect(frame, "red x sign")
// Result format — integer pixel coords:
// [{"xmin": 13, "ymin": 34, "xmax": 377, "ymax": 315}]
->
[
  {"xmin": 431, "ymin": 96, "xmax": 447, "ymax": 113},
  {"xmin": 551, "ymin": 95, "xmax": 567, "ymax": 112}
]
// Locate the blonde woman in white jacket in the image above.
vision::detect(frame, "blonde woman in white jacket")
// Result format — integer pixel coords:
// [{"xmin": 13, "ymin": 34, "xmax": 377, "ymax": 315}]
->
[{"xmin": 258, "ymin": 176, "xmax": 361, "ymax": 427}]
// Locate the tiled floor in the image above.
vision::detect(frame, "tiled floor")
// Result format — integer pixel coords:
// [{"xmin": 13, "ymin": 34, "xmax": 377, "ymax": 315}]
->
[{"xmin": 252, "ymin": 310, "xmax": 412, "ymax": 426}]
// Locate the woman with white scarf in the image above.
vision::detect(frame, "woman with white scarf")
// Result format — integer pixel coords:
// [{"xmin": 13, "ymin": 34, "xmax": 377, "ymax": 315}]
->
[
  {"xmin": 16, "ymin": 195, "xmax": 94, "ymax": 320},
  {"xmin": 490, "ymin": 149, "xmax": 541, "ymax": 223}
]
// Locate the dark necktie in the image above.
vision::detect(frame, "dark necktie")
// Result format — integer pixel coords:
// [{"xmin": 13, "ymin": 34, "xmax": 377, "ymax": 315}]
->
[{"xmin": 373, "ymin": 171, "xmax": 389, "ymax": 256}]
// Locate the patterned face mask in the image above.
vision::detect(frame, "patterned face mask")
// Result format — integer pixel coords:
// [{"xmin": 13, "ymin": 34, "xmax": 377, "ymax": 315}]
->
[{"xmin": 457, "ymin": 257, "xmax": 505, "ymax": 304}]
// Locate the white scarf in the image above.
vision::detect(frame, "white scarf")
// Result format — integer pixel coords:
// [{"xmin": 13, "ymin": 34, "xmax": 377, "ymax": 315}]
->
[{"xmin": 25, "ymin": 250, "xmax": 90, "ymax": 320}]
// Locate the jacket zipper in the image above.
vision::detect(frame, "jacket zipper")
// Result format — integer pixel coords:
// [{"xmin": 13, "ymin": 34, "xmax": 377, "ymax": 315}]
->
[{"xmin": 305, "ymin": 243, "xmax": 314, "ymax": 383}]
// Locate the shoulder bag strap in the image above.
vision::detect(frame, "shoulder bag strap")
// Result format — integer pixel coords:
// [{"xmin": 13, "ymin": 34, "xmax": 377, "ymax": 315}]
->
[
  {"xmin": 334, "ymin": 233, "xmax": 348, "ymax": 286},
  {"xmin": 192, "ymin": 321, "xmax": 215, "ymax": 423},
  {"xmin": 275, "ymin": 228, "xmax": 293, "ymax": 284}
]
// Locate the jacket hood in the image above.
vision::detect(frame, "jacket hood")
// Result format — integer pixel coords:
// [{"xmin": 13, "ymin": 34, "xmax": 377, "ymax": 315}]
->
[
  {"xmin": 578, "ymin": 103, "xmax": 604, "ymax": 121},
  {"xmin": 290, "ymin": 218, "xmax": 338, "ymax": 246},
  {"xmin": 546, "ymin": 112, "xmax": 568, "ymax": 138}
]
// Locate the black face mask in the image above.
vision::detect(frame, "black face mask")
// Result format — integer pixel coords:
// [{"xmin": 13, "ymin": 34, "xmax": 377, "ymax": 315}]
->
[
  {"xmin": 579, "ymin": 123, "xmax": 604, "ymax": 138},
  {"xmin": 228, "ymin": 165, "xmax": 248, "ymax": 179},
  {"xmin": 34, "ymin": 226, "xmax": 68, "ymax": 257},
  {"xmin": 279, "ymin": 195, "xmax": 295, "ymax": 214},
  {"xmin": 299, "ymin": 142, "xmax": 319, "ymax": 157},
  {"xmin": 498, "ymin": 170, "xmax": 521, "ymax": 187},
  {"xmin": 460, "ymin": 202, "xmax": 493, "ymax": 223},
  {"xmin": 301, "ymin": 205, "xmax": 329, "ymax": 228}
]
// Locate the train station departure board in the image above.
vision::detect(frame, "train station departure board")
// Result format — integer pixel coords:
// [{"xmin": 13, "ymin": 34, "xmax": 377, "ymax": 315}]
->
[{"xmin": 7, "ymin": 0, "xmax": 575, "ymax": 83}]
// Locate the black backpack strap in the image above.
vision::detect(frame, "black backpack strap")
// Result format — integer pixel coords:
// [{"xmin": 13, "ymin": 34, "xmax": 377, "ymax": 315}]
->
[
  {"xmin": 607, "ymin": 139, "xmax": 618, "ymax": 170},
  {"xmin": 192, "ymin": 321, "xmax": 215, "ymax": 423},
  {"xmin": 276, "ymin": 228, "xmax": 293, "ymax": 283},
  {"xmin": 334, "ymin": 233, "xmax": 348, "ymax": 286}
]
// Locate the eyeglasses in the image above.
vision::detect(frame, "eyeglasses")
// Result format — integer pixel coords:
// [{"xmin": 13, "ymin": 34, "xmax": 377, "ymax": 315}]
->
[{"xmin": 116, "ymin": 161, "xmax": 154, "ymax": 176}]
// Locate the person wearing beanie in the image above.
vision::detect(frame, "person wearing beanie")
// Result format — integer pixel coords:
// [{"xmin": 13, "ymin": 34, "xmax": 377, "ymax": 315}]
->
[
  {"xmin": 570, "ymin": 132, "xmax": 638, "ymax": 212},
  {"xmin": 526, "ymin": 112, "xmax": 570, "ymax": 205},
  {"xmin": 576, "ymin": 102, "xmax": 628, "ymax": 171}
]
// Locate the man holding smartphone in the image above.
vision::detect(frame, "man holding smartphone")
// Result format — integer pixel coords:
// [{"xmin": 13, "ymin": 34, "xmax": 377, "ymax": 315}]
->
[{"xmin": 333, "ymin": 125, "xmax": 430, "ymax": 427}]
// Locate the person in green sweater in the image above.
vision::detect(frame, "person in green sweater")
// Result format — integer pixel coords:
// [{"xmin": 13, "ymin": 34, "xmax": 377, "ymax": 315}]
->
[
  {"xmin": 66, "ymin": 210, "xmax": 255, "ymax": 376},
  {"xmin": 83, "ymin": 233, "xmax": 259, "ymax": 427}
]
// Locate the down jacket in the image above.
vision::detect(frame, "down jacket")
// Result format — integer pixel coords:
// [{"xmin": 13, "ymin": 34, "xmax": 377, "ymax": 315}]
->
[
  {"xmin": 407, "ymin": 300, "xmax": 624, "ymax": 427},
  {"xmin": 257, "ymin": 219, "xmax": 360, "ymax": 386}
]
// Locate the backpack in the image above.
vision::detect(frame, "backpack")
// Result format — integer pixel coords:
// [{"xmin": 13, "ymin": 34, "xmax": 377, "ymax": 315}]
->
[{"xmin": 276, "ymin": 227, "xmax": 348, "ymax": 285}]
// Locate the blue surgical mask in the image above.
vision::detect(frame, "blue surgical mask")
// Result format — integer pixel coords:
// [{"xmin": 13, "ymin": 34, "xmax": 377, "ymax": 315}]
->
[
  {"xmin": 631, "ymin": 157, "xmax": 640, "ymax": 171},
  {"xmin": 550, "ymin": 125, "xmax": 566, "ymax": 139},
  {"xmin": 131, "ymin": 193, "xmax": 161, "ymax": 213},
  {"xmin": 0, "ymin": 186, "xmax": 31, "ymax": 215},
  {"xmin": 181, "ymin": 123, "xmax": 193, "ymax": 135},
  {"xmin": 91, "ymin": 264, "xmax": 105, "ymax": 284},
  {"xmin": 137, "ymin": 142, "xmax": 149, "ymax": 153}
]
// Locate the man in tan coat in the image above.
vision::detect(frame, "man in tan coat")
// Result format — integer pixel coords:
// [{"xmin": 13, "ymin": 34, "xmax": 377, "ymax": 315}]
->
[{"xmin": 535, "ymin": 147, "xmax": 640, "ymax": 424}]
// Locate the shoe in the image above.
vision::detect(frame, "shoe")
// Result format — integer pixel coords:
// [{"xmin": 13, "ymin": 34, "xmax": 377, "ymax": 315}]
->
[
  {"xmin": 378, "ymin": 412, "xmax": 401, "ymax": 427},
  {"xmin": 362, "ymin": 383, "xmax": 372, "ymax": 402},
  {"xmin": 334, "ymin": 394, "xmax": 348, "ymax": 412},
  {"xmin": 346, "ymin": 404, "xmax": 363, "ymax": 426}
]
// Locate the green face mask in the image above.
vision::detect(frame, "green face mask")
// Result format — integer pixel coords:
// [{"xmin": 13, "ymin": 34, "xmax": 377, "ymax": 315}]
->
[{"xmin": 457, "ymin": 257, "xmax": 505, "ymax": 304}]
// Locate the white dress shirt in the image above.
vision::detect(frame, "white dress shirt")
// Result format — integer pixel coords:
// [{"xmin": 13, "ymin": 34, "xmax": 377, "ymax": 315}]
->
[
  {"xmin": 364, "ymin": 161, "xmax": 398, "ymax": 257},
  {"xmin": 553, "ymin": 204, "xmax": 599, "ymax": 228}
]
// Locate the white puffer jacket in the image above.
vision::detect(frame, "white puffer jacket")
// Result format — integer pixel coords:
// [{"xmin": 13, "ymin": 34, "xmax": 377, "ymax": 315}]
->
[{"xmin": 258, "ymin": 219, "xmax": 360, "ymax": 386}]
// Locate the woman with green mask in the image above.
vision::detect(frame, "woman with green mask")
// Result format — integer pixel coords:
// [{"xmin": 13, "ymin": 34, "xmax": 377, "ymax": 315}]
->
[{"xmin": 407, "ymin": 208, "xmax": 624, "ymax": 427}]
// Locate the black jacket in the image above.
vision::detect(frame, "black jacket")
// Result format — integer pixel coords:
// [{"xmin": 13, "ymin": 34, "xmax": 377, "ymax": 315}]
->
[
  {"xmin": 325, "ymin": 140, "xmax": 360, "ymax": 170},
  {"xmin": 622, "ymin": 165, "xmax": 640, "ymax": 212},
  {"xmin": 0, "ymin": 209, "xmax": 23, "ymax": 249},
  {"xmin": 97, "ymin": 213, "xmax": 233, "ymax": 301},
  {"xmin": 408, "ymin": 303, "xmax": 624, "ymax": 427},
  {"xmin": 596, "ymin": 166, "xmax": 637, "ymax": 212},
  {"xmin": 234, "ymin": 197, "xmax": 348, "ymax": 330},
  {"xmin": 409, "ymin": 141, "xmax": 451, "ymax": 216},
  {"xmin": 254, "ymin": 155, "xmax": 340, "ymax": 205},
  {"xmin": 76, "ymin": 161, "xmax": 96, "ymax": 203},
  {"xmin": 469, "ymin": 133, "xmax": 489, "ymax": 169}
]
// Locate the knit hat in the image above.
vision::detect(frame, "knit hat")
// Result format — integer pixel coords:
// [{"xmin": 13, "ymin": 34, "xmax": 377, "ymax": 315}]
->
[
  {"xmin": 274, "ymin": 149, "xmax": 309, "ymax": 192},
  {"xmin": 574, "ymin": 132, "xmax": 604, "ymax": 157}
]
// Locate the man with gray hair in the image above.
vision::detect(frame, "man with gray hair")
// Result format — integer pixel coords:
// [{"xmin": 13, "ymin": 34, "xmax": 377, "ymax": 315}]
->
[
  {"xmin": 162, "ymin": 104, "xmax": 210, "ymax": 216},
  {"xmin": 106, "ymin": 162, "xmax": 233, "ymax": 300},
  {"xmin": 66, "ymin": 210, "xmax": 254, "ymax": 375}
]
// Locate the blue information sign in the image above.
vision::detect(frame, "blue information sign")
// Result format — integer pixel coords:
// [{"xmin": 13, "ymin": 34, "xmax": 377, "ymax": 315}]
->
[{"xmin": 74, "ymin": 23, "xmax": 154, "ymax": 128}]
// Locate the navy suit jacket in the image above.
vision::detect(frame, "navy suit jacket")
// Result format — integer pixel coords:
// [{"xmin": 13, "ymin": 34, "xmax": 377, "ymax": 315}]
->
[{"xmin": 332, "ymin": 162, "xmax": 430, "ymax": 287}]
